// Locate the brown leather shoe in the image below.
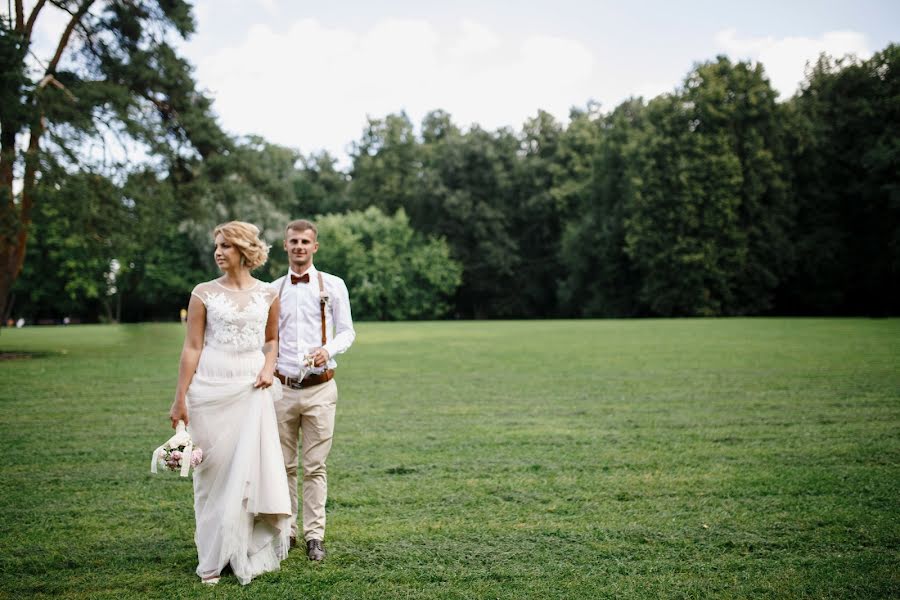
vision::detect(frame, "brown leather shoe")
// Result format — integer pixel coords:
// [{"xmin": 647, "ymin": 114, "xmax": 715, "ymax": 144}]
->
[
  {"xmin": 306, "ymin": 539, "xmax": 326, "ymax": 561},
  {"xmin": 289, "ymin": 536, "xmax": 298, "ymax": 549}
]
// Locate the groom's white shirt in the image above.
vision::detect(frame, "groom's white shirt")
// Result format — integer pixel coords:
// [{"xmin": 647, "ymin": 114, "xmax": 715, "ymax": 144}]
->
[{"xmin": 272, "ymin": 265, "xmax": 355, "ymax": 377}]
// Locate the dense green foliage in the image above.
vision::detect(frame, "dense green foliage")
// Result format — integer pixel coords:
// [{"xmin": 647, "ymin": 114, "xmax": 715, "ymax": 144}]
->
[
  {"xmin": 14, "ymin": 169, "xmax": 208, "ymax": 322},
  {"xmin": 784, "ymin": 49, "xmax": 900, "ymax": 315},
  {"xmin": 340, "ymin": 49, "xmax": 899, "ymax": 319},
  {"xmin": 291, "ymin": 207, "xmax": 462, "ymax": 321},
  {"xmin": 1, "ymin": 1, "xmax": 230, "ymax": 320},
  {"xmin": 6, "ymin": 6, "xmax": 899, "ymax": 321},
  {"xmin": 1, "ymin": 320, "xmax": 898, "ymax": 598},
  {"xmin": 563, "ymin": 59, "xmax": 794, "ymax": 317}
]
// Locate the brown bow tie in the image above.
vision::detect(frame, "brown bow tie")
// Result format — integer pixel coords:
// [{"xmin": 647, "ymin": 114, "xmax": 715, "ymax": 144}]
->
[{"xmin": 291, "ymin": 273, "xmax": 310, "ymax": 285}]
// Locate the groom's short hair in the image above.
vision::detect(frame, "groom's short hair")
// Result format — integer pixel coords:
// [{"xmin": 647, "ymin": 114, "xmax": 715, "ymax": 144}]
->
[{"xmin": 286, "ymin": 219, "xmax": 317, "ymax": 239}]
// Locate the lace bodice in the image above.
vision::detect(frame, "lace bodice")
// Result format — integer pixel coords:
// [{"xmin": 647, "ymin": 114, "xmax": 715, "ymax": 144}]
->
[{"xmin": 191, "ymin": 280, "xmax": 277, "ymax": 352}]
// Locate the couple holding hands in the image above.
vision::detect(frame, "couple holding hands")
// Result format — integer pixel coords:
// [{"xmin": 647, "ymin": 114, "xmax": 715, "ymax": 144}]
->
[{"xmin": 168, "ymin": 219, "xmax": 355, "ymax": 585}]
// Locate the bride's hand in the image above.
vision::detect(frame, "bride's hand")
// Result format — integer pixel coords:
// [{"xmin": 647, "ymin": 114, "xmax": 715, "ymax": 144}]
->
[
  {"xmin": 254, "ymin": 368, "xmax": 274, "ymax": 389},
  {"xmin": 169, "ymin": 399, "xmax": 189, "ymax": 428}
]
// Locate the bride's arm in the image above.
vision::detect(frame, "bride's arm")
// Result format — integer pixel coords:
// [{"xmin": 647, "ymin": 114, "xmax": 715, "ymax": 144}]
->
[
  {"xmin": 254, "ymin": 296, "xmax": 279, "ymax": 389},
  {"xmin": 170, "ymin": 294, "xmax": 206, "ymax": 427}
]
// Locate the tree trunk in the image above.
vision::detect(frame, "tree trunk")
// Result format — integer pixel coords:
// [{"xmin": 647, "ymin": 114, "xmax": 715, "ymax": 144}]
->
[
  {"xmin": 18, "ymin": 117, "xmax": 42, "ymax": 276},
  {"xmin": 0, "ymin": 0, "xmax": 90, "ymax": 320},
  {"xmin": 0, "ymin": 265, "xmax": 14, "ymax": 328},
  {"xmin": 0, "ymin": 122, "xmax": 20, "ymax": 322},
  {"xmin": 0, "ymin": 116, "xmax": 43, "ymax": 321},
  {"xmin": 2, "ymin": 291, "xmax": 14, "ymax": 326},
  {"xmin": 101, "ymin": 296, "xmax": 114, "ymax": 323},
  {"xmin": 0, "ymin": 209, "xmax": 22, "ymax": 325}
]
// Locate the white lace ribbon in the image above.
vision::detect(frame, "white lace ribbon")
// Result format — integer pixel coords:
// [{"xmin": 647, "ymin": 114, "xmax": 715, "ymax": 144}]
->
[
  {"xmin": 150, "ymin": 445, "xmax": 163, "ymax": 474},
  {"xmin": 180, "ymin": 440, "xmax": 193, "ymax": 477}
]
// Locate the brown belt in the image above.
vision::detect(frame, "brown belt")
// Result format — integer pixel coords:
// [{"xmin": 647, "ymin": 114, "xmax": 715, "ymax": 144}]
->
[{"xmin": 275, "ymin": 369, "xmax": 334, "ymax": 390}]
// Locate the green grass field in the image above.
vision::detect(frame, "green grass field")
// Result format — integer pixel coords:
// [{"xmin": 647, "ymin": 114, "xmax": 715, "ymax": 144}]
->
[{"xmin": 0, "ymin": 319, "xmax": 898, "ymax": 599}]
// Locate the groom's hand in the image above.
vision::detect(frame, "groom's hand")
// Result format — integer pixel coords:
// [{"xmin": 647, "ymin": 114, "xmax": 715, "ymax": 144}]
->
[{"xmin": 308, "ymin": 347, "xmax": 330, "ymax": 368}]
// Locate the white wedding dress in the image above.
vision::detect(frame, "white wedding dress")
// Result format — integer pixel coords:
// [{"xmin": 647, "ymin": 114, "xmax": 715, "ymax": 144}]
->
[{"xmin": 186, "ymin": 279, "xmax": 291, "ymax": 584}]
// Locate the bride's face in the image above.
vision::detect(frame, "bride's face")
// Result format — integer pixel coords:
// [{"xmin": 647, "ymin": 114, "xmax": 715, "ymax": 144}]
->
[{"xmin": 214, "ymin": 234, "xmax": 243, "ymax": 271}]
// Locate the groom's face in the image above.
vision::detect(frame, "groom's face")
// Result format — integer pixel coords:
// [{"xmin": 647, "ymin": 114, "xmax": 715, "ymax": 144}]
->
[{"xmin": 284, "ymin": 227, "xmax": 318, "ymax": 272}]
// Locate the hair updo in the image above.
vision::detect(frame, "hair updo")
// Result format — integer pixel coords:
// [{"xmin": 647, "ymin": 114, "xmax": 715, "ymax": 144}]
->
[{"xmin": 213, "ymin": 221, "xmax": 269, "ymax": 270}]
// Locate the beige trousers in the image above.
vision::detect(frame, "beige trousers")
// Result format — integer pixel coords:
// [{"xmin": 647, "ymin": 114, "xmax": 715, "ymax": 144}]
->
[{"xmin": 275, "ymin": 379, "xmax": 337, "ymax": 542}]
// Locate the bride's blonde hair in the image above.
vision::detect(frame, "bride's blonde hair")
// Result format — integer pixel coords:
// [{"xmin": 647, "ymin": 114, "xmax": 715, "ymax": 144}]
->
[{"xmin": 213, "ymin": 221, "xmax": 269, "ymax": 270}]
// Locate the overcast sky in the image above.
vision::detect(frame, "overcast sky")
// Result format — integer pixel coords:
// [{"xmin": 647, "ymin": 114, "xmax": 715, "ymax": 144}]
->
[{"xmin": 22, "ymin": 0, "xmax": 900, "ymax": 163}]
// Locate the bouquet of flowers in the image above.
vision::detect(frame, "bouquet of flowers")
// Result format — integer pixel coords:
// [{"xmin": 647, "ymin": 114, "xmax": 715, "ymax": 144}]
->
[{"xmin": 150, "ymin": 420, "xmax": 203, "ymax": 477}]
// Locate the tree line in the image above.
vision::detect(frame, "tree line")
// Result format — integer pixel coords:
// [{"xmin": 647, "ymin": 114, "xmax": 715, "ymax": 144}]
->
[{"xmin": 3, "ymin": 3, "xmax": 897, "ymax": 322}]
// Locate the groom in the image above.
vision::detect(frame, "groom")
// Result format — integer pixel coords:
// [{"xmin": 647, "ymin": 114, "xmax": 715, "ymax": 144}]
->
[{"xmin": 272, "ymin": 219, "xmax": 356, "ymax": 561}]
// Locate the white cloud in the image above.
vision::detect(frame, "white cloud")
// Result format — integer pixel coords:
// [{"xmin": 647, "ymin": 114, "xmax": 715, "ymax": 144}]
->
[
  {"xmin": 192, "ymin": 0, "xmax": 212, "ymax": 28},
  {"xmin": 715, "ymin": 28, "xmax": 872, "ymax": 98},
  {"xmin": 632, "ymin": 80, "xmax": 679, "ymax": 101},
  {"xmin": 183, "ymin": 18, "xmax": 595, "ymax": 160},
  {"xmin": 448, "ymin": 19, "xmax": 502, "ymax": 58},
  {"xmin": 257, "ymin": 0, "xmax": 279, "ymax": 16}
]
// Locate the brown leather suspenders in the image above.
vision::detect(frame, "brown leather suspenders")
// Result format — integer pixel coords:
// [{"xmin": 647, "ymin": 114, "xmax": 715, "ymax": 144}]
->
[{"xmin": 317, "ymin": 272, "xmax": 327, "ymax": 346}]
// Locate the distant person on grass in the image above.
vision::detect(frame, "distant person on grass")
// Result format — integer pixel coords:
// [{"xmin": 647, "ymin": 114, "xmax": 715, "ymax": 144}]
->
[
  {"xmin": 168, "ymin": 221, "xmax": 291, "ymax": 585},
  {"xmin": 271, "ymin": 219, "xmax": 356, "ymax": 562}
]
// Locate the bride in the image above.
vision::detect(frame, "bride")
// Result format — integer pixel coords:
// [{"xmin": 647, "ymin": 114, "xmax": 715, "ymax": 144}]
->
[{"xmin": 168, "ymin": 221, "xmax": 291, "ymax": 585}]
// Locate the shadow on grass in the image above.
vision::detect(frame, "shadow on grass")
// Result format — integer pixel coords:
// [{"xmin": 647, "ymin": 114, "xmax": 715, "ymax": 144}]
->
[{"xmin": 0, "ymin": 350, "xmax": 56, "ymax": 361}]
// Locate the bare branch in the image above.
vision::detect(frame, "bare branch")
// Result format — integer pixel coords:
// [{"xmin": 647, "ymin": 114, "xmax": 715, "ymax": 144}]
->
[
  {"xmin": 23, "ymin": 0, "xmax": 48, "ymax": 43},
  {"xmin": 47, "ymin": 0, "xmax": 95, "ymax": 75},
  {"xmin": 77, "ymin": 18, "xmax": 100, "ymax": 56},
  {"xmin": 27, "ymin": 48, "xmax": 49, "ymax": 71},
  {"xmin": 15, "ymin": 1, "xmax": 24, "ymax": 32},
  {"xmin": 47, "ymin": 0, "xmax": 75, "ymax": 16},
  {"xmin": 95, "ymin": 112, "xmax": 134, "ymax": 172},
  {"xmin": 141, "ymin": 92, "xmax": 178, "ymax": 123},
  {"xmin": 38, "ymin": 74, "xmax": 79, "ymax": 102}
]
